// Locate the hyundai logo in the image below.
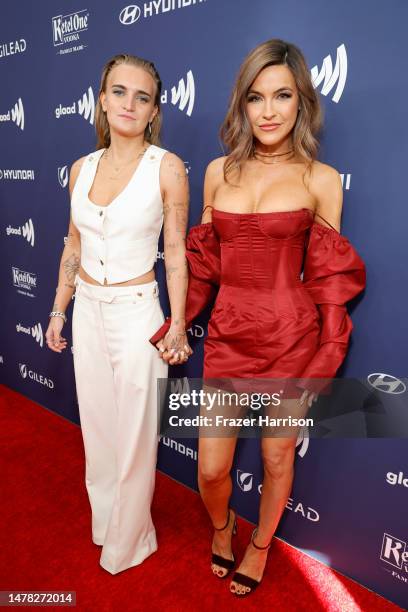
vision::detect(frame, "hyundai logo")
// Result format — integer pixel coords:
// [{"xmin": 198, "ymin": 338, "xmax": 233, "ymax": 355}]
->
[
  {"xmin": 119, "ymin": 5, "xmax": 141, "ymax": 24},
  {"xmin": 367, "ymin": 373, "xmax": 406, "ymax": 395}
]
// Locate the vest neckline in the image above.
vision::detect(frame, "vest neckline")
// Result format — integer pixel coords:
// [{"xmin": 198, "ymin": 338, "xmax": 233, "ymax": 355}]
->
[{"xmin": 86, "ymin": 144, "xmax": 154, "ymax": 209}]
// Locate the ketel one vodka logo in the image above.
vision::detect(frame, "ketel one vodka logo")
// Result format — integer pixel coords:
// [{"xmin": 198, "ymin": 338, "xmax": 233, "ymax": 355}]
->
[
  {"xmin": 52, "ymin": 9, "xmax": 89, "ymax": 46},
  {"xmin": 161, "ymin": 71, "xmax": 195, "ymax": 117},
  {"xmin": 55, "ymin": 87, "xmax": 95, "ymax": 125},
  {"xmin": 380, "ymin": 533, "xmax": 408, "ymax": 578},
  {"xmin": 12, "ymin": 267, "xmax": 37, "ymax": 293},
  {"xmin": 311, "ymin": 43, "xmax": 347, "ymax": 103},
  {"xmin": 0, "ymin": 97, "xmax": 24, "ymax": 130}
]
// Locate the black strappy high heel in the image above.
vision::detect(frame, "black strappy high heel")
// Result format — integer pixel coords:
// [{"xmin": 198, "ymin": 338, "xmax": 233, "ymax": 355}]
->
[
  {"xmin": 211, "ymin": 508, "xmax": 238, "ymax": 579},
  {"xmin": 230, "ymin": 527, "xmax": 272, "ymax": 596}
]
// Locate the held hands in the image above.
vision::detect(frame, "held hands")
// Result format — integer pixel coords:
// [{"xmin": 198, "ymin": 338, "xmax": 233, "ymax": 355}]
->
[
  {"xmin": 300, "ymin": 389, "xmax": 319, "ymax": 408},
  {"xmin": 45, "ymin": 316, "xmax": 68, "ymax": 353},
  {"xmin": 156, "ymin": 321, "xmax": 193, "ymax": 365}
]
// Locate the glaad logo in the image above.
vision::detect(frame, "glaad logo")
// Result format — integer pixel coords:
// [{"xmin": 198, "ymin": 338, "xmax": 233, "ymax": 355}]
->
[
  {"xmin": 237, "ymin": 470, "xmax": 253, "ymax": 492},
  {"xmin": 31, "ymin": 323, "xmax": 43, "ymax": 347},
  {"xmin": 6, "ymin": 219, "xmax": 35, "ymax": 247},
  {"xmin": 58, "ymin": 165, "xmax": 69, "ymax": 188},
  {"xmin": 52, "ymin": 9, "xmax": 89, "ymax": 46},
  {"xmin": 19, "ymin": 363, "xmax": 54, "ymax": 388},
  {"xmin": 311, "ymin": 43, "xmax": 347, "ymax": 103},
  {"xmin": 0, "ymin": 98, "xmax": 25, "ymax": 130},
  {"xmin": 340, "ymin": 173, "xmax": 351, "ymax": 190},
  {"xmin": 78, "ymin": 87, "xmax": 95, "ymax": 124},
  {"xmin": 386, "ymin": 471, "xmax": 408, "ymax": 488},
  {"xmin": 296, "ymin": 425, "xmax": 309, "ymax": 457},
  {"xmin": 119, "ymin": 1, "xmax": 206, "ymax": 24},
  {"xmin": 367, "ymin": 373, "xmax": 406, "ymax": 395},
  {"xmin": 16, "ymin": 322, "xmax": 43, "ymax": 347},
  {"xmin": 161, "ymin": 70, "xmax": 195, "ymax": 116},
  {"xmin": 55, "ymin": 87, "xmax": 95, "ymax": 125},
  {"xmin": 380, "ymin": 533, "xmax": 408, "ymax": 580}
]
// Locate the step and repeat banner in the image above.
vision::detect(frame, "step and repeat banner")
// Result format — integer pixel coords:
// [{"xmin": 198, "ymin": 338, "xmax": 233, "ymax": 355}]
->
[{"xmin": 1, "ymin": 1, "xmax": 407, "ymax": 608}]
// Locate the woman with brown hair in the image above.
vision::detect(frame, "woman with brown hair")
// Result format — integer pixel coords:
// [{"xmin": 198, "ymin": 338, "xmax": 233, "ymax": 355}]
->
[
  {"xmin": 45, "ymin": 54, "xmax": 191, "ymax": 574},
  {"xmin": 151, "ymin": 39, "xmax": 365, "ymax": 595}
]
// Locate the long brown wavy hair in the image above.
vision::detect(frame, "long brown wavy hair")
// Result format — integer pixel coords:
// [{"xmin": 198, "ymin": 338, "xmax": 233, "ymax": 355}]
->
[
  {"xmin": 220, "ymin": 39, "xmax": 323, "ymax": 183},
  {"xmin": 95, "ymin": 54, "xmax": 162, "ymax": 150}
]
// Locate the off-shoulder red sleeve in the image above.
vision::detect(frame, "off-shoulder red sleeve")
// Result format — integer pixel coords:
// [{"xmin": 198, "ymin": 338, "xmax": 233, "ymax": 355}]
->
[
  {"xmin": 149, "ymin": 222, "xmax": 221, "ymax": 346},
  {"xmin": 297, "ymin": 223, "xmax": 366, "ymax": 393}
]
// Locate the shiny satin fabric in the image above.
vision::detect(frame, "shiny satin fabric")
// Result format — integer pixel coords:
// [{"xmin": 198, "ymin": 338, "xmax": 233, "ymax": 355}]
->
[{"xmin": 150, "ymin": 208, "xmax": 366, "ymax": 395}]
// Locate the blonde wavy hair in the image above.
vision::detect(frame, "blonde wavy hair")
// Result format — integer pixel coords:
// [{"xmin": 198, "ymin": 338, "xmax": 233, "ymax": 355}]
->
[
  {"xmin": 220, "ymin": 39, "xmax": 323, "ymax": 183},
  {"xmin": 95, "ymin": 54, "xmax": 162, "ymax": 150}
]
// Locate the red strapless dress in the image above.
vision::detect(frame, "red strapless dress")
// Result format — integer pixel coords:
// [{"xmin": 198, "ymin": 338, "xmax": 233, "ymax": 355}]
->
[{"xmin": 150, "ymin": 208, "xmax": 366, "ymax": 395}]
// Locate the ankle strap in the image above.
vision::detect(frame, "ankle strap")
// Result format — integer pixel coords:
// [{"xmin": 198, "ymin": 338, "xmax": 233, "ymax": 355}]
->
[
  {"xmin": 251, "ymin": 528, "xmax": 271, "ymax": 550},
  {"xmin": 213, "ymin": 508, "xmax": 231, "ymax": 531}
]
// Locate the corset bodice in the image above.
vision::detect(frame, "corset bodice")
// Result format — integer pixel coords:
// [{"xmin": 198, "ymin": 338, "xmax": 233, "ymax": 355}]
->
[{"xmin": 212, "ymin": 208, "xmax": 313, "ymax": 289}]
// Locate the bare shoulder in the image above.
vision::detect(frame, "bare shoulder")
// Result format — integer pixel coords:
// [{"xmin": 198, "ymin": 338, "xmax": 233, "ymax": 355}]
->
[
  {"xmin": 201, "ymin": 156, "xmax": 227, "ymax": 222},
  {"xmin": 309, "ymin": 161, "xmax": 343, "ymax": 230},
  {"xmin": 161, "ymin": 151, "xmax": 187, "ymax": 180},
  {"xmin": 205, "ymin": 156, "xmax": 227, "ymax": 184},
  {"xmin": 309, "ymin": 160, "xmax": 342, "ymax": 195},
  {"xmin": 69, "ymin": 155, "xmax": 87, "ymax": 194}
]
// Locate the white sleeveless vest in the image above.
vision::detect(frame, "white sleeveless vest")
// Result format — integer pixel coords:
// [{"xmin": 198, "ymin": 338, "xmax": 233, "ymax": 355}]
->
[{"xmin": 71, "ymin": 144, "xmax": 167, "ymax": 284}]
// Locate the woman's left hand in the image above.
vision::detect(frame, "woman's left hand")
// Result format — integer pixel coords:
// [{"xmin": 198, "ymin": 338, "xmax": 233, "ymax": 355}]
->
[{"xmin": 156, "ymin": 324, "xmax": 193, "ymax": 365}]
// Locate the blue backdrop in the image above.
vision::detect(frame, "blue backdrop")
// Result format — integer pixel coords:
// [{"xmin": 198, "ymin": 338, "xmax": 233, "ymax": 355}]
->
[{"xmin": 1, "ymin": 1, "xmax": 407, "ymax": 608}]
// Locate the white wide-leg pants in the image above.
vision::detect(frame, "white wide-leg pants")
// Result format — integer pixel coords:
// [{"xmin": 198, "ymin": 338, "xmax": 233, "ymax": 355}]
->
[{"xmin": 72, "ymin": 274, "xmax": 168, "ymax": 575}]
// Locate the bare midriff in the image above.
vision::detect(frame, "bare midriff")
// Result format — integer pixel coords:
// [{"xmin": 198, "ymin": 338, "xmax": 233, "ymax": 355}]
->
[{"xmin": 78, "ymin": 266, "xmax": 155, "ymax": 287}]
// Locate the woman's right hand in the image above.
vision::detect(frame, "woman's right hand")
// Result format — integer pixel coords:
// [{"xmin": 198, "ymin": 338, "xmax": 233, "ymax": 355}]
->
[{"xmin": 45, "ymin": 317, "xmax": 68, "ymax": 353}]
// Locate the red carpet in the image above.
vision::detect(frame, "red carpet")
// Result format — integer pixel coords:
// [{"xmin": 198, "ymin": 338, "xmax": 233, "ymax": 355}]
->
[{"xmin": 0, "ymin": 384, "xmax": 403, "ymax": 611}]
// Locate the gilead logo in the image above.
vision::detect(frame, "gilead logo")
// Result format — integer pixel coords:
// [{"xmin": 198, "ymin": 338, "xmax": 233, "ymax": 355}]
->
[
  {"xmin": 19, "ymin": 363, "xmax": 54, "ymax": 389},
  {"xmin": 58, "ymin": 165, "xmax": 69, "ymax": 188}
]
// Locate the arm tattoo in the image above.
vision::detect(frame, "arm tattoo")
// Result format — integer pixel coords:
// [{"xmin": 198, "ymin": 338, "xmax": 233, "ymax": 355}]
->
[
  {"xmin": 167, "ymin": 159, "xmax": 188, "ymax": 184},
  {"xmin": 63, "ymin": 253, "xmax": 80, "ymax": 283}
]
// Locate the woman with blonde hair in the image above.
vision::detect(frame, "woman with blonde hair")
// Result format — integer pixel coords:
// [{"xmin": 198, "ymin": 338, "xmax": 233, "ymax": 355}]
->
[
  {"xmin": 46, "ymin": 53, "xmax": 191, "ymax": 574},
  {"xmin": 151, "ymin": 39, "xmax": 365, "ymax": 596}
]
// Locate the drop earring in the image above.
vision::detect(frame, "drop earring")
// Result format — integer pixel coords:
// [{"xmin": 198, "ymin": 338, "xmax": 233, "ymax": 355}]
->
[{"xmin": 148, "ymin": 121, "xmax": 152, "ymax": 135}]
